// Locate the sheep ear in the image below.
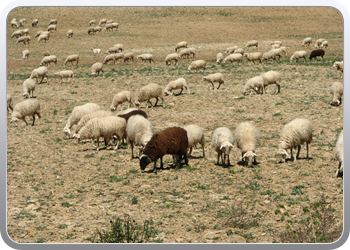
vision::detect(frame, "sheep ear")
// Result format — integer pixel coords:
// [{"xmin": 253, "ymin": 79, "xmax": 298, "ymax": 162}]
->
[
  {"xmin": 253, "ymin": 153, "xmax": 257, "ymax": 157},
  {"xmin": 242, "ymin": 152, "xmax": 248, "ymax": 159}
]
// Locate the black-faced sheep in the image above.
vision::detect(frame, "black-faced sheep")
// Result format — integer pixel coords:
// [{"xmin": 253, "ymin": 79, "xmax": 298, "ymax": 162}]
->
[
  {"xmin": 140, "ymin": 127, "xmax": 188, "ymax": 173},
  {"xmin": 309, "ymin": 49, "xmax": 325, "ymax": 61}
]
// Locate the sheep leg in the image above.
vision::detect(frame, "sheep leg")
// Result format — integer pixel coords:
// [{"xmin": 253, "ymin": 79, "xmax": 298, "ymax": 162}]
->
[
  {"xmin": 114, "ymin": 140, "xmax": 120, "ymax": 150},
  {"xmin": 188, "ymin": 147, "xmax": 193, "ymax": 158},
  {"xmin": 290, "ymin": 149, "xmax": 294, "ymax": 161},
  {"xmin": 22, "ymin": 117, "xmax": 28, "ymax": 126},
  {"xmin": 201, "ymin": 144, "xmax": 205, "ymax": 158},
  {"xmin": 152, "ymin": 161, "xmax": 158, "ymax": 173},
  {"xmin": 276, "ymin": 83, "xmax": 281, "ymax": 93},
  {"xmin": 217, "ymin": 152, "xmax": 221, "ymax": 165},
  {"xmin": 306, "ymin": 143, "xmax": 310, "ymax": 159},
  {"xmin": 154, "ymin": 98, "xmax": 159, "ymax": 107},
  {"xmin": 31, "ymin": 115, "xmax": 36, "ymax": 126},
  {"xmin": 296, "ymin": 145, "xmax": 301, "ymax": 160}
]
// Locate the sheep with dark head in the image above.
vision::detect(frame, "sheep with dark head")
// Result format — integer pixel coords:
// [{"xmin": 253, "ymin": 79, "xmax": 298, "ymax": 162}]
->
[
  {"xmin": 140, "ymin": 127, "xmax": 188, "ymax": 173},
  {"xmin": 309, "ymin": 49, "xmax": 325, "ymax": 61}
]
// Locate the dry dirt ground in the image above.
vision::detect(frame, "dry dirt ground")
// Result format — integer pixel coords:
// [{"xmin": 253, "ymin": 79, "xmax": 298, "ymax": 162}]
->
[{"xmin": 6, "ymin": 7, "xmax": 343, "ymax": 244}]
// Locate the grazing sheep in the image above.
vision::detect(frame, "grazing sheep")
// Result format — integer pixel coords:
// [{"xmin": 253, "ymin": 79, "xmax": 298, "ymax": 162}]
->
[
  {"xmin": 333, "ymin": 61, "xmax": 343, "ymax": 73},
  {"xmin": 314, "ymin": 38, "xmax": 326, "ymax": 48},
  {"xmin": 32, "ymin": 19, "xmax": 38, "ymax": 27},
  {"xmin": 37, "ymin": 33, "xmax": 49, "ymax": 43},
  {"xmin": 269, "ymin": 48, "xmax": 284, "ymax": 60},
  {"xmin": 302, "ymin": 37, "xmax": 312, "ymax": 46},
  {"xmin": 110, "ymin": 91, "xmax": 133, "ymax": 111},
  {"xmin": 216, "ymin": 52, "xmax": 224, "ymax": 64},
  {"xmin": 74, "ymin": 116, "xmax": 126, "ymax": 151},
  {"xmin": 7, "ymin": 94, "xmax": 13, "ymax": 114},
  {"xmin": 10, "ymin": 99, "xmax": 41, "ymax": 127},
  {"xmin": 89, "ymin": 20, "xmax": 95, "ymax": 26},
  {"xmin": 87, "ymin": 27, "xmax": 95, "ymax": 35},
  {"xmin": 261, "ymin": 50, "xmax": 279, "ymax": 62},
  {"xmin": 276, "ymin": 118, "xmax": 313, "ymax": 163},
  {"xmin": 183, "ymin": 124, "xmax": 205, "ymax": 158},
  {"xmin": 320, "ymin": 40, "xmax": 328, "ymax": 48},
  {"xmin": 179, "ymin": 48, "xmax": 193, "ymax": 59},
  {"xmin": 135, "ymin": 83, "xmax": 164, "ymax": 108},
  {"xmin": 330, "ymin": 81, "xmax": 343, "ymax": 106},
  {"xmin": 164, "ymin": 78, "xmax": 190, "ymax": 96},
  {"xmin": 91, "ymin": 62, "xmax": 104, "ymax": 76},
  {"xmin": 223, "ymin": 53, "xmax": 243, "ymax": 64},
  {"xmin": 67, "ymin": 29, "xmax": 73, "ymax": 38},
  {"xmin": 225, "ymin": 46, "xmax": 239, "ymax": 55},
  {"xmin": 243, "ymin": 76, "xmax": 265, "ymax": 95},
  {"xmin": 47, "ymin": 24, "xmax": 57, "ymax": 32},
  {"xmin": 114, "ymin": 53, "xmax": 125, "ymax": 63},
  {"xmin": 271, "ymin": 44, "xmax": 281, "ymax": 49},
  {"xmin": 106, "ymin": 47, "xmax": 118, "ymax": 54},
  {"xmin": 64, "ymin": 54, "xmax": 79, "ymax": 65},
  {"xmin": 244, "ymin": 40, "xmax": 258, "ymax": 49},
  {"xmin": 137, "ymin": 54, "xmax": 154, "ymax": 63},
  {"xmin": 279, "ymin": 46, "xmax": 288, "ymax": 56},
  {"xmin": 49, "ymin": 19, "xmax": 57, "ymax": 25},
  {"xmin": 22, "ymin": 50, "xmax": 29, "ymax": 60},
  {"xmin": 202, "ymin": 73, "xmax": 225, "ymax": 90},
  {"xmin": 98, "ymin": 19, "xmax": 107, "ymax": 26},
  {"xmin": 140, "ymin": 127, "xmax": 188, "ymax": 173},
  {"xmin": 34, "ymin": 30, "xmax": 43, "ymax": 38},
  {"xmin": 234, "ymin": 122, "xmax": 260, "ymax": 166},
  {"xmin": 234, "ymin": 48, "xmax": 245, "ymax": 54},
  {"xmin": 113, "ymin": 44, "xmax": 124, "ymax": 52},
  {"xmin": 334, "ymin": 130, "xmax": 343, "ymax": 177},
  {"xmin": 16, "ymin": 36, "xmax": 31, "ymax": 45},
  {"xmin": 30, "ymin": 66, "xmax": 48, "ymax": 83},
  {"xmin": 187, "ymin": 48, "xmax": 196, "ymax": 58},
  {"xmin": 91, "ymin": 47, "xmax": 102, "ymax": 54},
  {"xmin": 111, "ymin": 23, "xmax": 119, "ymax": 30},
  {"xmin": 165, "ymin": 53, "xmax": 179, "ymax": 66},
  {"xmin": 22, "ymin": 29, "xmax": 29, "ymax": 36},
  {"xmin": 22, "ymin": 78, "xmax": 36, "ymax": 98},
  {"xmin": 187, "ymin": 60, "xmax": 206, "ymax": 72},
  {"xmin": 290, "ymin": 51, "xmax": 307, "ymax": 62},
  {"xmin": 211, "ymin": 127, "xmax": 234, "ymax": 167},
  {"xmin": 309, "ymin": 49, "xmax": 325, "ymax": 60},
  {"xmin": 260, "ymin": 71, "xmax": 281, "ymax": 93},
  {"xmin": 175, "ymin": 41, "xmax": 188, "ymax": 52},
  {"xmin": 11, "ymin": 30, "xmax": 24, "ymax": 38},
  {"xmin": 243, "ymin": 52, "xmax": 262, "ymax": 64},
  {"xmin": 11, "ymin": 19, "xmax": 19, "ymax": 28},
  {"xmin": 104, "ymin": 23, "xmax": 114, "ymax": 31},
  {"xmin": 54, "ymin": 70, "xmax": 74, "ymax": 82},
  {"xmin": 63, "ymin": 103, "xmax": 101, "ymax": 138},
  {"xmin": 39, "ymin": 55, "xmax": 57, "ymax": 67},
  {"xmin": 93, "ymin": 26, "xmax": 102, "ymax": 33},
  {"xmin": 106, "ymin": 20, "xmax": 114, "ymax": 24},
  {"xmin": 103, "ymin": 54, "xmax": 117, "ymax": 65},
  {"xmin": 123, "ymin": 52, "xmax": 134, "ymax": 63}
]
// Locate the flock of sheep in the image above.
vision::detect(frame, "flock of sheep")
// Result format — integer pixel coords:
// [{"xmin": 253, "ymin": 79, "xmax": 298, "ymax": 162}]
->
[{"xmin": 7, "ymin": 17, "xmax": 344, "ymax": 178}]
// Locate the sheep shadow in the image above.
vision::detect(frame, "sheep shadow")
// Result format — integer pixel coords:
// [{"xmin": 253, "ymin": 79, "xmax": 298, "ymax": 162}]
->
[{"xmin": 236, "ymin": 160, "xmax": 261, "ymax": 167}]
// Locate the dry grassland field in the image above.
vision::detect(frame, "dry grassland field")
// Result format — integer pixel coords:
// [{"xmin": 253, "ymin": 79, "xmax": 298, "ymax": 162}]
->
[{"xmin": 6, "ymin": 7, "xmax": 344, "ymax": 244}]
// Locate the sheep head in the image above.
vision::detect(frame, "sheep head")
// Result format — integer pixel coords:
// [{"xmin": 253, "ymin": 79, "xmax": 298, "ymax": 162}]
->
[
  {"xmin": 276, "ymin": 149, "xmax": 288, "ymax": 163},
  {"xmin": 10, "ymin": 118, "xmax": 19, "ymax": 127},
  {"xmin": 73, "ymin": 134, "xmax": 81, "ymax": 145},
  {"xmin": 242, "ymin": 151, "xmax": 257, "ymax": 166},
  {"xmin": 139, "ymin": 155, "xmax": 151, "ymax": 171},
  {"xmin": 63, "ymin": 127, "xmax": 71, "ymax": 139},
  {"xmin": 220, "ymin": 141, "xmax": 234, "ymax": 155}
]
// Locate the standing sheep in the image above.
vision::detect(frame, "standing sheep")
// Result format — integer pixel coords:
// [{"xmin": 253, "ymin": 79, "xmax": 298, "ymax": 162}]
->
[
  {"xmin": 165, "ymin": 53, "xmax": 179, "ymax": 66},
  {"xmin": 124, "ymin": 52, "xmax": 134, "ymax": 63},
  {"xmin": 137, "ymin": 54, "xmax": 154, "ymax": 63},
  {"xmin": 309, "ymin": 49, "xmax": 325, "ymax": 61},
  {"xmin": 53, "ymin": 70, "xmax": 74, "ymax": 82},
  {"xmin": 302, "ymin": 37, "xmax": 312, "ymax": 46},
  {"xmin": 179, "ymin": 48, "xmax": 193, "ymax": 59},
  {"xmin": 225, "ymin": 46, "xmax": 239, "ymax": 55},
  {"xmin": 7, "ymin": 94, "xmax": 13, "ymax": 114},
  {"xmin": 103, "ymin": 54, "xmax": 117, "ymax": 65},
  {"xmin": 67, "ymin": 29, "xmax": 73, "ymax": 38},
  {"xmin": 91, "ymin": 62, "xmax": 104, "ymax": 76},
  {"xmin": 89, "ymin": 20, "xmax": 95, "ymax": 26},
  {"xmin": 49, "ymin": 19, "xmax": 57, "ymax": 25},
  {"xmin": 290, "ymin": 51, "xmax": 307, "ymax": 62},
  {"xmin": 244, "ymin": 40, "xmax": 258, "ymax": 49},
  {"xmin": 64, "ymin": 54, "xmax": 79, "ymax": 65},
  {"xmin": 16, "ymin": 36, "xmax": 31, "ymax": 45},
  {"xmin": 10, "ymin": 99, "xmax": 41, "ymax": 126},
  {"xmin": 110, "ymin": 91, "xmax": 133, "ymax": 111},
  {"xmin": 30, "ymin": 66, "xmax": 48, "ymax": 83},
  {"xmin": 39, "ymin": 55, "xmax": 57, "ymax": 67},
  {"xmin": 223, "ymin": 53, "xmax": 243, "ymax": 64},
  {"xmin": 47, "ymin": 24, "xmax": 57, "ymax": 32},
  {"xmin": 164, "ymin": 78, "xmax": 190, "ymax": 96},
  {"xmin": 243, "ymin": 52, "xmax": 262, "ymax": 64},
  {"xmin": 106, "ymin": 47, "xmax": 119, "ymax": 54},
  {"xmin": 202, "ymin": 73, "xmax": 225, "ymax": 90},
  {"xmin": 320, "ymin": 40, "xmax": 328, "ymax": 48},
  {"xmin": 175, "ymin": 41, "xmax": 188, "ymax": 52},
  {"xmin": 211, "ymin": 127, "xmax": 234, "ymax": 168},
  {"xmin": 135, "ymin": 83, "xmax": 165, "ymax": 108},
  {"xmin": 333, "ymin": 61, "xmax": 343, "ymax": 73},
  {"xmin": 334, "ymin": 130, "xmax": 343, "ymax": 177},
  {"xmin": 11, "ymin": 30, "xmax": 24, "ymax": 38},
  {"xmin": 91, "ymin": 47, "xmax": 102, "ymax": 54},
  {"xmin": 38, "ymin": 33, "xmax": 49, "ymax": 43},
  {"xmin": 32, "ymin": 19, "xmax": 38, "ymax": 27},
  {"xmin": 98, "ymin": 19, "xmax": 107, "ymax": 26},
  {"xmin": 243, "ymin": 76, "xmax": 265, "ymax": 95},
  {"xmin": 260, "ymin": 71, "xmax": 282, "ymax": 93},
  {"xmin": 216, "ymin": 52, "xmax": 224, "ymax": 64},
  {"xmin": 330, "ymin": 81, "xmax": 343, "ymax": 106},
  {"xmin": 140, "ymin": 127, "xmax": 188, "ymax": 173},
  {"xmin": 113, "ymin": 44, "xmax": 124, "ymax": 52},
  {"xmin": 22, "ymin": 78, "xmax": 36, "ymax": 98},
  {"xmin": 276, "ymin": 118, "xmax": 313, "ymax": 163},
  {"xmin": 93, "ymin": 26, "xmax": 102, "ymax": 33},
  {"xmin": 314, "ymin": 38, "xmax": 326, "ymax": 48},
  {"xmin": 188, "ymin": 60, "xmax": 206, "ymax": 72},
  {"xmin": 183, "ymin": 124, "xmax": 205, "ymax": 158},
  {"xmin": 234, "ymin": 122, "xmax": 260, "ymax": 166},
  {"xmin": 22, "ymin": 50, "xmax": 29, "ymax": 60}
]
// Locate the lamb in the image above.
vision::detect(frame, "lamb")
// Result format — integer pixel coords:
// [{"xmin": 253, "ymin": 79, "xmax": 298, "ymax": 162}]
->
[
  {"xmin": 309, "ymin": 49, "xmax": 325, "ymax": 60},
  {"xmin": 330, "ymin": 81, "xmax": 343, "ymax": 106},
  {"xmin": 98, "ymin": 19, "xmax": 107, "ymax": 26},
  {"xmin": 10, "ymin": 99, "xmax": 41, "ymax": 127},
  {"xmin": 243, "ymin": 52, "xmax": 262, "ymax": 64},
  {"xmin": 135, "ymin": 83, "xmax": 165, "ymax": 108},
  {"xmin": 290, "ymin": 51, "xmax": 307, "ymax": 62},
  {"xmin": 103, "ymin": 54, "xmax": 117, "ymax": 65},
  {"xmin": 165, "ymin": 53, "xmax": 179, "ymax": 66},
  {"xmin": 39, "ymin": 55, "xmax": 57, "ymax": 67},
  {"xmin": 11, "ymin": 30, "xmax": 24, "ymax": 38},
  {"xmin": 334, "ymin": 130, "xmax": 343, "ymax": 177},
  {"xmin": 74, "ymin": 116, "xmax": 126, "ymax": 151},
  {"xmin": 140, "ymin": 127, "xmax": 188, "ymax": 173},
  {"xmin": 175, "ymin": 41, "xmax": 188, "ymax": 52},
  {"xmin": 333, "ymin": 61, "xmax": 343, "ymax": 73},
  {"xmin": 260, "ymin": 70, "xmax": 281, "ymax": 93},
  {"xmin": 225, "ymin": 46, "xmax": 239, "ymax": 55},
  {"xmin": 234, "ymin": 122, "xmax": 260, "ymax": 166},
  {"xmin": 16, "ymin": 36, "xmax": 31, "ymax": 45},
  {"xmin": 223, "ymin": 53, "xmax": 243, "ymax": 64},
  {"xmin": 32, "ymin": 19, "xmax": 38, "ymax": 27},
  {"xmin": 47, "ymin": 24, "xmax": 57, "ymax": 32},
  {"xmin": 113, "ymin": 44, "xmax": 124, "ymax": 52},
  {"xmin": 202, "ymin": 73, "xmax": 225, "ymax": 90},
  {"xmin": 187, "ymin": 60, "xmax": 206, "ymax": 72},
  {"xmin": 137, "ymin": 54, "xmax": 154, "ymax": 63},
  {"xmin": 123, "ymin": 52, "xmax": 134, "ymax": 63},
  {"xmin": 22, "ymin": 78, "xmax": 36, "ymax": 98},
  {"xmin": 54, "ymin": 70, "xmax": 74, "ymax": 82},
  {"xmin": 91, "ymin": 47, "xmax": 102, "ymax": 54},
  {"xmin": 7, "ymin": 94, "xmax": 13, "ymax": 114},
  {"xmin": 164, "ymin": 78, "xmax": 190, "ymax": 96},
  {"xmin": 22, "ymin": 50, "xmax": 29, "ymax": 60},
  {"xmin": 89, "ymin": 20, "xmax": 95, "ymax": 26},
  {"xmin": 30, "ymin": 66, "xmax": 48, "ymax": 83},
  {"xmin": 37, "ymin": 33, "xmax": 49, "ymax": 43},
  {"xmin": 64, "ymin": 54, "xmax": 79, "ymax": 65},
  {"xmin": 183, "ymin": 124, "xmax": 205, "ymax": 158},
  {"xmin": 302, "ymin": 37, "xmax": 312, "ymax": 46},
  {"xmin": 314, "ymin": 38, "xmax": 326, "ymax": 48},
  {"xmin": 63, "ymin": 103, "xmax": 101, "ymax": 138},
  {"xmin": 244, "ymin": 40, "xmax": 258, "ymax": 49},
  {"xmin": 49, "ymin": 19, "xmax": 57, "ymax": 25},
  {"xmin": 243, "ymin": 76, "xmax": 265, "ymax": 95},
  {"xmin": 211, "ymin": 127, "xmax": 234, "ymax": 167},
  {"xmin": 276, "ymin": 118, "xmax": 313, "ymax": 163},
  {"xmin": 91, "ymin": 62, "xmax": 104, "ymax": 76},
  {"xmin": 216, "ymin": 52, "xmax": 224, "ymax": 64},
  {"xmin": 110, "ymin": 91, "xmax": 133, "ymax": 111},
  {"xmin": 67, "ymin": 29, "xmax": 73, "ymax": 38},
  {"xmin": 320, "ymin": 40, "xmax": 328, "ymax": 48}
]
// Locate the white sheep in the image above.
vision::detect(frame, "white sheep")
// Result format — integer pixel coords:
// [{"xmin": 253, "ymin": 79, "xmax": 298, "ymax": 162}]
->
[
  {"xmin": 175, "ymin": 41, "xmax": 188, "ymax": 51},
  {"xmin": 10, "ymin": 99, "xmax": 41, "ymax": 127},
  {"xmin": 39, "ymin": 55, "xmax": 57, "ymax": 67},
  {"xmin": 179, "ymin": 48, "xmax": 193, "ymax": 59},
  {"xmin": 91, "ymin": 62, "xmax": 104, "ymax": 76},
  {"xmin": 330, "ymin": 81, "xmax": 343, "ymax": 106},
  {"xmin": 49, "ymin": 19, "xmax": 57, "ymax": 25},
  {"xmin": 114, "ymin": 53, "xmax": 125, "ymax": 63},
  {"xmin": 183, "ymin": 124, "xmax": 205, "ymax": 158},
  {"xmin": 243, "ymin": 76, "xmax": 265, "ymax": 95},
  {"xmin": 260, "ymin": 71, "xmax": 281, "ymax": 93},
  {"xmin": 74, "ymin": 116, "xmax": 126, "ymax": 151},
  {"xmin": 302, "ymin": 37, "xmax": 312, "ymax": 46},
  {"xmin": 47, "ymin": 24, "xmax": 57, "ymax": 32},
  {"xmin": 314, "ymin": 38, "xmax": 326, "ymax": 48},
  {"xmin": 91, "ymin": 47, "xmax": 102, "ymax": 54},
  {"xmin": 290, "ymin": 51, "xmax": 307, "ymax": 62},
  {"xmin": 223, "ymin": 53, "xmax": 243, "ymax": 64},
  {"xmin": 334, "ymin": 130, "xmax": 343, "ymax": 177},
  {"xmin": 54, "ymin": 70, "xmax": 74, "ymax": 82},
  {"xmin": 37, "ymin": 33, "xmax": 49, "ymax": 43},
  {"xmin": 34, "ymin": 30, "xmax": 43, "ymax": 38},
  {"xmin": 93, "ymin": 26, "xmax": 102, "ymax": 33},
  {"xmin": 67, "ymin": 29, "xmax": 73, "ymax": 38},
  {"xmin": 271, "ymin": 44, "xmax": 281, "ymax": 49},
  {"xmin": 30, "ymin": 66, "xmax": 48, "ymax": 83},
  {"xmin": 63, "ymin": 103, "xmax": 101, "ymax": 138},
  {"xmin": 44, "ymin": 51, "xmax": 50, "ymax": 56},
  {"xmin": 22, "ymin": 50, "xmax": 29, "ymax": 60},
  {"xmin": 87, "ymin": 27, "xmax": 95, "ymax": 35},
  {"xmin": 110, "ymin": 91, "xmax": 133, "ymax": 111},
  {"xmin": 135, "ymin": 83, "xmax": 164, "ymax": 109},
  {"xmin": 22, "ymin": 78, "xmax": 36, "ymax": 98},
  {"xmin": 276, "ymin": 118, "xmax": 313, "ymax": 163},
  {"xmin": 104, "ymin": 23, "xmax": 114, "ymax": 31},
  {"xmin": 64, "ymin": 54, "xmax": 79, "ymax": 65},
  {"xmin": 234, "ymin": 122, "xmax": 260, "ymax": 166},
  {"xmin": 202, "ymin": 73, "xmax": 225, "ymax": 90},
  {"xmin": 165, "ymin": 53, "xmax": 179, "ymax": 66},
  {"xmin": 106, "ymin": 47, "xmax": 119, "ymax": 54},
  {"xmin": 22, "ymin": 29, "xmax": 29, "ymax": 36},
  {"xmin": 211, "ymin": 127, "xmax": 234, "ymax": 167},
  {"xmin": 216, "ymin": 52, "xmax": 224, "ymax": 64},
  {"xmin": 243, "ymin": 52, "xmax": 262, "ymax": 64},
  {"xmin": 269, "ymin": 48, "xmax": 284, "ymax": 60},
  {"xmin": 89, "ymin": 20, "xmax": 95, "ymax": 26},
  {"xmin": 320, "ymin": 40, "xmax": 328, "ymax": 48},
  {"xmin": 225, "ymin": 46, "xmax": 239, "ymax": 55},
  {"xmin": 7, "ymin": 94, "xmax": 13, "ymax": 114},
  {"xmin": 111, "ymin": 23, "xmax": 119, "ymax": 30},
  {"xmin": 106, "ymin": 19, "xmax": 114, "ymax": 24},
  {"xmin": 11, "ymin": 19, "xmax": 19, "ymax": 28},
  {"xmin": 333, "ymin": 61, "xmax": 343, "ymax": 73},
  {"xmin": 103, "ymin": 54, "xmax": 117, "ymax": 65},
  {"xmin": 164, "ymin": 78, "xmax": 190, "ymax": 96},
  {"xmin": 187, "ymin": 60, "xmax": 206, "ymax": 72},
  {"xmin": 16, "ymin": 36, "xmax": 31, "ymax": 45},
  {"xmin": 137, "ymin": 54, "xmax": 154, "ymax": 63},
  {"xmin": 233, "ymin": 48, "xmax": 245, "ymax": 54},
  {"xmin": 123, "ymin": 52, "xmax": 134, "ymax": 63},
  {"xmin": 261, "ymin": 50, "xmax": 279, "ymax": 62},
  {"xmin": 11, "ymin": 30, "xmax": 24, "ymax": 38},
  {"xmin": 113, "ymin": 44, "xmax": 124, "ymax": 52},
  {"xmin": 98, "ymin": 19, "xmax": 107, "ymax": 26},
  {"xmin": 244, "ymin": 40, "xmax": 258, "ymax": 49},
  {"xmin": 32, "ymin": 19, "xmax": 38, "ymax": 27},
  {"xmin": 279, "ymin": 46, "xmax": 288, "ymax": 56}
]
